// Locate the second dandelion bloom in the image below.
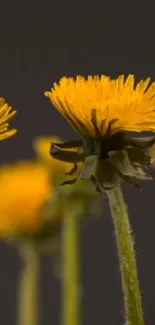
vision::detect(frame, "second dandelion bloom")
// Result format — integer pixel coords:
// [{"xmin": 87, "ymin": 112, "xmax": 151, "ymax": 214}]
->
[
  {"xmin": 0, "ymin": 97, "xmax": 17, "ymax": 141},
  {"xmin": 45, "ymin": 75, "xmax": 155, "ymax": 190},
  {"xmin": 0, "ymin": 162, "xmax": 52, "ymax": 240}
]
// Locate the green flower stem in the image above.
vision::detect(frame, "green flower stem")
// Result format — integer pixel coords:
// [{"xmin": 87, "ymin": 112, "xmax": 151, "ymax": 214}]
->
[
  {"xmin": 18, "ymin": 244, "xmax": 39, "ymax": 325},
  {"xmin": 107, "ymin": 186, "xmax": 144, "ymax": 325},
  {"xmin": 62, "ymin": 207, "xmax": 81, "ymax": 325}
]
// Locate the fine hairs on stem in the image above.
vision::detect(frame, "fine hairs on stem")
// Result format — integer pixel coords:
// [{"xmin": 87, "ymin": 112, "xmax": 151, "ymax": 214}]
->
[{"xmin": 107, "ymin": 186, "xmax": 144, "ymax": 325}]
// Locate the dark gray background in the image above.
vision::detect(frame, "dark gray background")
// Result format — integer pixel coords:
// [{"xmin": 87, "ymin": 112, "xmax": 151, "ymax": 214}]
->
[{"xmin": 0, "ymin": 0, "xmax": 155, "ymax": 324}]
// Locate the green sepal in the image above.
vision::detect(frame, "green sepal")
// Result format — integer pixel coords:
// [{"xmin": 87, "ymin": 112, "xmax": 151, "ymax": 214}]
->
[
  {"xmin": 91, "ymin": 109, "xmax": 100, "ymax": 136},
  {"xmin": 90, "ymin": 175, "xmax": 116, "ymax": 192},
  {"xmin": 65, "ymin": 164, "xmax": 78, "ymax": 176},
  {"xmin": 61, "ymin": 178, "xmax": 78, "ymax": 186},
  {"xmin": 109, "ymin": 149, "xmax": 137, "ymax": 177},
  {"xmin": 119, "ymin": 174, "xmax": 143, "ymax": 191},
  {"xmin": 133, "ymin": 165, "xmax": 153, "ymax": 180},
  {"xmin": 50, "ymin": 144, "xmax": 85, "ymax": 163},
  {"xmin": 78, "ymin": 155, "xmax": 99, "ymax": 179},
  {"xmin": 52, "ymin": 140, "xmax": 83, "ymax": 149},
  {"xmin": 126, "ymin": 136, "xmax": 155, "ymax": 149},
  {"xmin": 105, "ymin": 118, "xmax": 119, "ymax": 136},
  {"xmin": 127, "ymin": 147, "xmax": 151, "ymax": 165},
  {"xmin": 95, "ymin": 159, "xmax": 120, "ymax": 189}
]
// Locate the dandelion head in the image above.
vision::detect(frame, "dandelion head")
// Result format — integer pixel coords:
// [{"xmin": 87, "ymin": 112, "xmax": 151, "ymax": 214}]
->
[
  {"xmin": 45, "ymin": 75, "xmax": 155, "ymax": 190},
  {"xmin": 0, "ymin": 98, "xmax": 17, "ymax": 141}
]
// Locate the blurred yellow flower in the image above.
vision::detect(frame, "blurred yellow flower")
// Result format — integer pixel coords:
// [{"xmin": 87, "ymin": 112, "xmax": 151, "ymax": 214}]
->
[
  {"xmin": 45, "ymin": 75, "xmax": 155, "ymax": 136},
  {"xmin": 0, "ymin": 97, "xmax": 17, "ymax": 141},
  {"xmin": 0, "ymin": 162, "xmax": 52, "ymax": 237}
]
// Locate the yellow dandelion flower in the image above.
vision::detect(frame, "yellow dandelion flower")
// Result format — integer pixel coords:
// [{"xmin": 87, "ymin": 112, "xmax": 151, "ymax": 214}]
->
[
  {"xmin": 45, "ymin": 75, "xmax": 155, "ymax": 137},
  {"xmin": 45, "ymin": 76, "xmax": 149, "ymax": 323},
  {"xmin": 0, "ymin": 97, "xmax": 17, "ymax": 141},
  {"xmin": 0, "ymin": 162, "xmax": 52, "ymax": 238},
  {"xmin": 45, "ymin": 75, "xmax": 155, "ymax": 190}
]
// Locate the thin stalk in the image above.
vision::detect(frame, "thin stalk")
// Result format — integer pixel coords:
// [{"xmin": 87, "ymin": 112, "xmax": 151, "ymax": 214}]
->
[
  {"xmin": 18, "ymin": 244, "xmax": 39, "ymax": 325},
  {"xmin": 62, "ymin": 208, "xmax": 80, "ymax": 325},
  {"xmin": 107, "ymin": 186, "xmax": 144, "ymax": 325}
]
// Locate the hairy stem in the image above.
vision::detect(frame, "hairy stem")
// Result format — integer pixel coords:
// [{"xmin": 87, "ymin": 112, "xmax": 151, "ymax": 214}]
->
[{"xmin": 107, "ymin": 186, "xmax": 144, "ymax": 325}]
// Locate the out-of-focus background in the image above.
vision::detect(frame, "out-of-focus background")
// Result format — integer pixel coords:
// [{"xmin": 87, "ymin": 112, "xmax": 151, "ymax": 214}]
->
[{"xmin": 0, "ymin": 1, "xmax": 155, "ymax": 324}]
